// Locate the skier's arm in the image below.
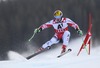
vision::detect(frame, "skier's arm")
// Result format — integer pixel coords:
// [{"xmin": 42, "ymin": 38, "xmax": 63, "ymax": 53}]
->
[
  {"xmin": 67, "ymin": 18, "xmax": 83, "ymax": 36},
  {"xmin": 39, "ymin": 22, "xmax": 52, "ymax": 30},
  {"xmin": 34, "ymin": 21, "xmax": 52, "ymax": 33},
  {"xmin": 66, "ymin": 18, "xmax": 79, "ymax": 29}
]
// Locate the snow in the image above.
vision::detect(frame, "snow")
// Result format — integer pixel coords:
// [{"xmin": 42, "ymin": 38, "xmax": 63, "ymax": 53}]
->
[{"xmin": 0, "ymin": 36, "xmax": 100, "ymax": 68}]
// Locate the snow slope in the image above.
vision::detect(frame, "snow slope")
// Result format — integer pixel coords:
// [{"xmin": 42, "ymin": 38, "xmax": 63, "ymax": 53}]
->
[{"xmin": 0, "ymin": 36, "xmax": 100, "ymax": 68}]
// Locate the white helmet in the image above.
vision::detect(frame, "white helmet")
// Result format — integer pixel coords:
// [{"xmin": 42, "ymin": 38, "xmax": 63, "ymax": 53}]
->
[{"xmin": 54, "ymin": 10, "xmax": 63, "ymax": 19}]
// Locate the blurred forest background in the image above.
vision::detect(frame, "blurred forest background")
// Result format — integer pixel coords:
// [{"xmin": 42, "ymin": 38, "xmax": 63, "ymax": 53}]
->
[{"xmin": 0, "ymin": 0, "xmax": 100, "ymax": 60}]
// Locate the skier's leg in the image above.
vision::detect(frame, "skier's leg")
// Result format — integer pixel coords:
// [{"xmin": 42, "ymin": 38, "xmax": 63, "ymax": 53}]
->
[
  {"xmin": 42, "ymin": 36, "xmax": 59, "ymax": 49},
  {"xmin": 61, "ymin": 31, "xmax": 70, "ymax": 53},
  {"xmin": 36, "ymin": 36, "xmax": 59, "ymax": 52}
]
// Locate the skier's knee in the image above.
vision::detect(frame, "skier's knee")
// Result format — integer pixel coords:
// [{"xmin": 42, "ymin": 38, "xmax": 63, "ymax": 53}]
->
[
  {"xmin": 42, "ymin": 45, "xmax": 51, "ymax": 49},
  {"xmin": 42, "ymin": 44, "xmax": 47, "ymax": 49},
  {"xmin": 42, "ymin": 42, "xmax": 51, "ymax": 49}
]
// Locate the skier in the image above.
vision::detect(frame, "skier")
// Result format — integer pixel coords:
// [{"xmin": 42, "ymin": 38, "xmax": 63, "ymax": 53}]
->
[{"xmin": 34, "ymin": 10, "xmax": 83, "ymax": 54}]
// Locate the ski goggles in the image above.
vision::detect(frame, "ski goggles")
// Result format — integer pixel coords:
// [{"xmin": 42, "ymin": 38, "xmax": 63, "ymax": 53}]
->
[{"xmin": 54, "ymin": 16, "xmax": 62, "ymax": 19}]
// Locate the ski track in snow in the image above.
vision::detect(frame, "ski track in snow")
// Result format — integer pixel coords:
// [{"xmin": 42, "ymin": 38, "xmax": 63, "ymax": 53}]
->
[{"xmin": 0, "ymin": 36, "xmax": 100, "ymax": 68}]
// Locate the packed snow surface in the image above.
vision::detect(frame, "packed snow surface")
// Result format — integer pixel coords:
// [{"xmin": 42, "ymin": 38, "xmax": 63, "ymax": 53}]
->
[{"xmin": 0, "ymin": 36, "xmax": 100, "ymax": 68}]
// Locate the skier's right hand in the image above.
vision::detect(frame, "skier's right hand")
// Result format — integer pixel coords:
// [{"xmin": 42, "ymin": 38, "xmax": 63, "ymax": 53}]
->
[{"xmin": 34, "ymin": 28, "xmax": 41, "ymax": 34}]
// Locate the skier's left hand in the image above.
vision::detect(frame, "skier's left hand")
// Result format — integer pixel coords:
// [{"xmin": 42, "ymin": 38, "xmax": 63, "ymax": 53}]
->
[{"xmin": 77, "ymin": 29, "xmax": 83, "ymax": 36}]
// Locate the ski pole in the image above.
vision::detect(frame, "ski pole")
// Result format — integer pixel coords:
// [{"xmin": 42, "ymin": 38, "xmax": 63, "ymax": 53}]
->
[{"xmin": 28, "ymin": 32, "xmax": 36, "ymax": 42}]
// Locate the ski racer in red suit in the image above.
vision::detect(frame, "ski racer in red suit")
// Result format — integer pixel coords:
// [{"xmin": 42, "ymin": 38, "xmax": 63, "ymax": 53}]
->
[{"xmin": 34, "ymin": 10, "xmax": 83, "ymax": 54}]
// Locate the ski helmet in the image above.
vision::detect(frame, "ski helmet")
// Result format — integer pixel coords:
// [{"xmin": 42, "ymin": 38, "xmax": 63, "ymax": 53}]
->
[{"xmin": 54, "ymin": 10, "xmax": 63, "ymax": 19}]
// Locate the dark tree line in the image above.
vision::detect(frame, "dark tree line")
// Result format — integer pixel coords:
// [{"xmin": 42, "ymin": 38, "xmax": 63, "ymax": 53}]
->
[{"xmin": 0, "ymin": 0, "xmax": 99, "ymax": 60}]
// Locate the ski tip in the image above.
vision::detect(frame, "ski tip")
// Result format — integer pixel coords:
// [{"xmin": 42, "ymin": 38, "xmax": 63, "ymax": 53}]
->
[{"xmin": 57, "ymin": 56, "xmax": 60, "ymax": 58}]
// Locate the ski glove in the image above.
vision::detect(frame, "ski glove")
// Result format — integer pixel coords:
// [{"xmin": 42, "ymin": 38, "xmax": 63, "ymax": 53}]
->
[
  {"xmin": 34, "ymin": 28, "xmax": 42, "ymax": 34},
  {"xmin": 77, "ymin": 29, "xmax": 83, "ymax": 36}
]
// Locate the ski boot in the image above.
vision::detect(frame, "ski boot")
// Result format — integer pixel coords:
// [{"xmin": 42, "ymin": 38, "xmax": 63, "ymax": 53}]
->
[{"xmin": 61, "ymin": 45, "xmax": 66, "ymax": 54}]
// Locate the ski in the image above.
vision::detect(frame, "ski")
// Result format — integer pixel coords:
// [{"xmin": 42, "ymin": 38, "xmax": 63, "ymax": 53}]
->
[
  {"xmin": 26, "ymin": 50, "xmax": 43, "ymax": 59},
  {"xmin": 57, "ymin": 49, "xmax": 72, "ymax": 58},
  {"xmin": 26, "ymin": 47, "xmax": 49, "ymax": 60}
]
